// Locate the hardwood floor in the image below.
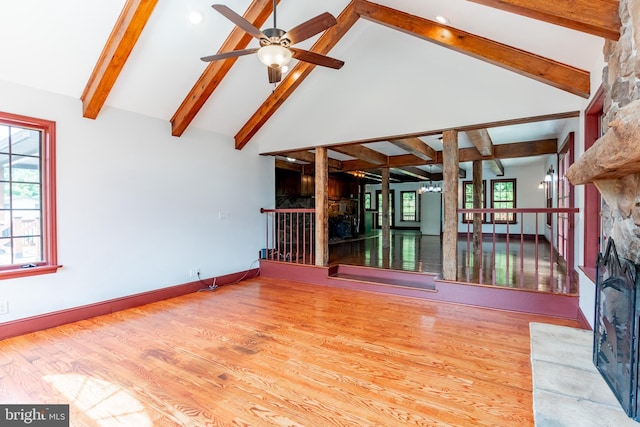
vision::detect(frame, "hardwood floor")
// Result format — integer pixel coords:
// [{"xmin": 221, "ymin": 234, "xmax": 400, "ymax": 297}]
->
[
  {"xmin": 0, "ymin": 277, "xmax": 580, "ymax": 426},
  {"xmin": 330, "ymin": 231, "xmax": 576, "ymax": 294}
]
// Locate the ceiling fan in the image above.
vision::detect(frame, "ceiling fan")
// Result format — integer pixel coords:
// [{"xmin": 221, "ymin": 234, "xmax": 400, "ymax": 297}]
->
[{"xmin": 201, "ymin": 1, "xmax": 344, "ymax": 83}]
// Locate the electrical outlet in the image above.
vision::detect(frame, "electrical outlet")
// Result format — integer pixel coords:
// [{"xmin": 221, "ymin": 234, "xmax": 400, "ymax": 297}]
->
[
  {"xmin": 189, "ymin": 267, "xmax": 200, "ymax": 278},
  {"xmin": 218, "ymin": 211, "xmax": 230, "ymax": 220},
  {"xmin": 0, "ymin": 300, "xmax": 8, "ymax": 315}
]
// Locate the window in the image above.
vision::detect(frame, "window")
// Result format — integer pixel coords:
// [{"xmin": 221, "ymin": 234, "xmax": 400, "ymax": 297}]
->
[
  {"xmin": 375, "ymin": 190, "xmax": 394, "ymax": 228},
  {"xmin": 0, "ymin": 112, "xmax": 59, "ymax": 279},
  {"xmin": 364, "ymin": 192, "xmax": 371, "ymax": 210},
  {"xmin": 401, "ymin": 191, "xmax": 418, "ymax": 221},
  {"xmin": 462, "ymin": 180, "xmax": 486, "ymax": 223},
  {"xmin": 491, "ymin": 179, "xmax": 516, "ymax": 223}
]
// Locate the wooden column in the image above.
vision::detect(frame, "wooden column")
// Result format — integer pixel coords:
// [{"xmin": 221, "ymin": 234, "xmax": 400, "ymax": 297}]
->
[
  {"xmin": 381, "ymin": 167, "xmax": 390, "ymax": 249},
  {"xmin": 472, "ymin": 160, "xmax": 483, "ymax": 252},
  {"xmin": 442, "ymin": 130, "xmax": 459, "ymax": 280},
  {"xmin": 358, "ymin": 180, "xmax": 366, "ymax": 235},
  {"xmin": 315, "ymin": 147, "xmax": 328, "ymax": 266}
]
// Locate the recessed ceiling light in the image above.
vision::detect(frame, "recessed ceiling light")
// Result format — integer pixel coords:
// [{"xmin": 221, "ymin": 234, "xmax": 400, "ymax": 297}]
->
[
  {"xmin": 189, "ymin": 11, "xmax": 204, "ymax": 25},
  {"xmin": 435, "ymin": 15, "xmax": 450, "ymax": 25}
]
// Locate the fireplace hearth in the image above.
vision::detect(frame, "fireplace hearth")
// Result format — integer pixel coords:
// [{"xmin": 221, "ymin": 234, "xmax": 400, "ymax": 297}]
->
[{"xmin": 594, "ymin": 238, "xmax": 640, "ymax": 421}]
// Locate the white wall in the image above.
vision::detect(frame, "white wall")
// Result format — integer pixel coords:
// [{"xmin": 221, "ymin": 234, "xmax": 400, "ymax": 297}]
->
[
  {"xmin": 0, "ymin": 79, "xmax": 275, "ymax": 322},
  {"xmin": 421, "ymin": 192, "xmax": 442, "ymax": 235}
]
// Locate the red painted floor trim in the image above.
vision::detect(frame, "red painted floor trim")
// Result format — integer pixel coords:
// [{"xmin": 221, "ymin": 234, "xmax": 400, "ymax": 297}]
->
[
  {"xmin": 0, "ymin": 268, "xmax": 259, "ymax": 341},
  {"xmin": 260, "ymin": 260, "xmax": 580, "ymax": 320},
  {"xmin": 576, "ymin": 308, "xmax": 592, "ymax": 330}
]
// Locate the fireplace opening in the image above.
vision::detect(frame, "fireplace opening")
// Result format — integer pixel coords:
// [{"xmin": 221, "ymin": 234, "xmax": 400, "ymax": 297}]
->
[{"xmin": 593, "ymin": 238, "xmax": 640, "ymax": 421}]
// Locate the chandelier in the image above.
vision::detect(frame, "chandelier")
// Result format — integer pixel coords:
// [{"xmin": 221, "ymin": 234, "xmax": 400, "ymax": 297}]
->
[{"xmin": 418, "ymin": 166, "xmax": 442, "ymax": 193}]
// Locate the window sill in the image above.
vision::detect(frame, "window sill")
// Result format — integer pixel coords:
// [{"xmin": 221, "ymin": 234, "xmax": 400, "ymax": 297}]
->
[{"xmin": 0, "ymin": 264, "xmax": 62, "ymax": 280}]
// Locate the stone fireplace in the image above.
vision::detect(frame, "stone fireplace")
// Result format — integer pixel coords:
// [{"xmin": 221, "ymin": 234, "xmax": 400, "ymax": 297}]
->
[{"xmin": 566, "ymin": 0, "xmax": 640, "ymax": 421}]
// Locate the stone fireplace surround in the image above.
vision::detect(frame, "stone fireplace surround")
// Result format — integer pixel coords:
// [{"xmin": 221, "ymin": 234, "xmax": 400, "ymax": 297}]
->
[
  {"xmin": 565, "ymin": 0, "xmax": 640, "ymax": 422},
  {"xmin": 567, "ymin": 0, "xmax": 640, "ymax": 264}
]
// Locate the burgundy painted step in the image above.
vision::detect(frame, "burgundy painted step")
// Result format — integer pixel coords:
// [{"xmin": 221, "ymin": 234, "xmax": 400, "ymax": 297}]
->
[
  {"xmin": 259, "ymin": 260, "xmax": 583, "ymax": 322},
  {"xmin": 329, "ymin": 264, "xmax": 437, "ymax": 291}
]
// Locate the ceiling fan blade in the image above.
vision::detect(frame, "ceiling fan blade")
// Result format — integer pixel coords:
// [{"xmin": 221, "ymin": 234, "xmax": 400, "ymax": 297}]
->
[
  {"xmin": 290, "ymin": 48, "xmax": 344, "ymax": 69},
  {"xmin": 283, "ymin": 12, "xmax": 337, "ymax": 45},
  {"xmin": 212, "ymin": 4, "xmax": 266, "ymax": 40},
  {"xmin": 200, "ymin": 48, "xmax": 259, "ymax": 62},
  {"xmin": 268, "ymin": 66, "xmax": 282, "ymax": 84}
]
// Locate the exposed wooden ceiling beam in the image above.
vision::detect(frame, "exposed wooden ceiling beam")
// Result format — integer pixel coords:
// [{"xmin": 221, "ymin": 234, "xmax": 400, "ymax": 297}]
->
[
  {"xmin": 488, "ymin": 158, "xmax": 505, "ymax": 176},
  {"xmin": 336, "ymin": 138, "xmax": 557, "ymax": 171},
  {"xmin": 331, "ymin": 144, "xmax": 388, "ymax": 165},
  {"xmin": 389, "ymin": 138, "xmax": 436, "ymax": 161},
  {"xmin": 459, "ymin": 138, "xmax": 557, "ymax": 162},
  {"xmin": 235, "ymin": 1, "xmax": 359, "ymax": 149},
  {"xmin": 281, "ymin": 150, "xmax": 343, "ymax": 170},
  {"xmin": 80, "ymin": 0, "xmax": 158, "ymax": 119},
  {"xmin": 465, "ymin": 128, "xmax": 504, "ymax": 175},
  {"xmin": 392, "ymin": 166, "xmax": 431, "ymax": 180},
  {"xmin": 465, "ymin": 129, "xmax": 493, "ymax": 156},
  {"xmin": 355, "ymin": 0, "xmax": 590, "ymax": 98},
  {"xmin": 338, "ymin": 139, "xmax": 558, "ymax": 178},
  {"xmin": 366, "ymin": 169, "xmax": 403, "ymax": 182},
  {"xmin": 340, "ymin": 159, "xmax": 379, "ymax": 171},
  {"xmin": 170, "ymin": 0, "xmax": 278, "ymax": 137},
  {"xmin": 467, "ymin": 0, "xmax": 620, "ymax": 40},
  {"xmin": 275, "ymin": 158, "xmax": 303, "ymax": 172}
]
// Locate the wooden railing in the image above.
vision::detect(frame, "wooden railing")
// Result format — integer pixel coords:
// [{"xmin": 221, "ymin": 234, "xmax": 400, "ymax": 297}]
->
[
  {"xmin": 260, "ymin": 208, "xmax": 315, "ymax": 264},
  {"xmin": 457, "ymin": 207, "xmax": 579, "ymax": 293}
]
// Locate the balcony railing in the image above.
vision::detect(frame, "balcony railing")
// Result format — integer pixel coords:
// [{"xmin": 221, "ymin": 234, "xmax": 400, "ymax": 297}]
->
[
  {"xmin": 457, "ymin": 207, "xmax": 579, "ymax": 293},
  {"xmin": 260, "ymin": 208, "xmax": 315, "ymax": 264}
]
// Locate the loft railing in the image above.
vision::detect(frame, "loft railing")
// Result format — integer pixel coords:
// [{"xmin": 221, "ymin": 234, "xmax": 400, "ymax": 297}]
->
[
  {"xmin": 260, "ymin": 208, "xmax": 315, "ymax": 264},
  {"xmin": 457, "ymin": 207, "xmax": 579, "ymax": 293}
]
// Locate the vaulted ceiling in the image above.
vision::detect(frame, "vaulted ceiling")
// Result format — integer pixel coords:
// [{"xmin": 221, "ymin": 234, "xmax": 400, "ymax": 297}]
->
[{"xmin": 0, "ymin": 0, "xmax": 618, "ymax": 180}]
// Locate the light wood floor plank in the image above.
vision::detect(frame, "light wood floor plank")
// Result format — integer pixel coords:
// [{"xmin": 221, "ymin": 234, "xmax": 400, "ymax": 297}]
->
[{"xmin": 0, "ymin": 277, "xmax": 580, "ymax": 426}]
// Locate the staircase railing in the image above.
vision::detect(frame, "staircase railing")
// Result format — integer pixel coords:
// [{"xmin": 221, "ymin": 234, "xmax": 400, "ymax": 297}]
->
[
  {"xmin": 260, "ymin": 208, "xmax": 315, "ymax": 264},
  {"xmin": 457, "ymin": 207, "xmax": 579, "ymax": 293}
]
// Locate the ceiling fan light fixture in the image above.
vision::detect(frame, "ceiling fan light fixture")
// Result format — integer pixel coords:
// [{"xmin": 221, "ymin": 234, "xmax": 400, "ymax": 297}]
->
[{"xmin": 257, "ymin": 45, "xmax": 292, "ymax": 68}]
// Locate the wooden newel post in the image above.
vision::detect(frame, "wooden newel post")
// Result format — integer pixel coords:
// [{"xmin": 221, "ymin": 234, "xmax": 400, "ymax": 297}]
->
[
  {"xmin": 443, "ymin": 130, "xmax": 459, "ymax": 281},
  {"xmin": 315, "ymin": 147, "xmax": 328, "ymax": 266}
]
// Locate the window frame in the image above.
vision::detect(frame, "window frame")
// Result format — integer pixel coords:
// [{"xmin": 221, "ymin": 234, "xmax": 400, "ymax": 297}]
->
[
  {"xmin": 375, "ymin": 189, "xmax": 394, "ymax": 229},
  {"xmin": 400, "ymin": 190, "xmax": 419, "ymax": 222},
  {"xmin": 490, "ymin": 178, "xmax": 517, "ymax": 224},
  {"xmin": 0, "ymin": 111, "xmax": 60, "ymax": 279},
  {"xmin": 462, "ymin": 180, "xmax": 487, "ymax": 223},
  {"xmin": 364, "ymin": 192, "xmax": 372, "ymax": 210},
  {"xmin": 583, "ymin": 86, "xmax": 604, "ymax": 272}
]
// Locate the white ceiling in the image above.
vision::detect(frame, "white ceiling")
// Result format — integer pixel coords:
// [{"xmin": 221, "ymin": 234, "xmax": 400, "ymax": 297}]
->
[{"xmin": 0, "ymin": 1, "xmax": 605, "ymax": 169}]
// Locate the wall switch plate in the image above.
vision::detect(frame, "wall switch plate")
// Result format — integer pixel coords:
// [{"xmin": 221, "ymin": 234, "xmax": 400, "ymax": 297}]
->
[
  {"xmin": 218, "ymin": 211, "xmax": 230, "ymax": 220},
  {"xmin": 0, "ymin": 300, "xmax": 8, "ymax": 315}
]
